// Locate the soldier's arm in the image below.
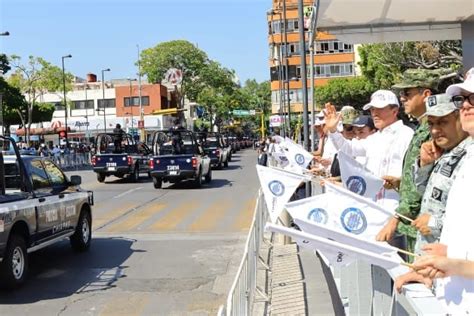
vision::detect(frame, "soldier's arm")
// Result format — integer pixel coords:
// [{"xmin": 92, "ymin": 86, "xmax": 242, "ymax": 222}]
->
[{"xmin": 413, "ymin": 157, "xmax": 434, "ymax": 195}]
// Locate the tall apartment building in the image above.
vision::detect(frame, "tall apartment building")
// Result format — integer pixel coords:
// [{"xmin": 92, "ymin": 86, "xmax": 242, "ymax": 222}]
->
[{"xmin": 268, "ymin": 0, "xmax": 357, "ymax": 115}]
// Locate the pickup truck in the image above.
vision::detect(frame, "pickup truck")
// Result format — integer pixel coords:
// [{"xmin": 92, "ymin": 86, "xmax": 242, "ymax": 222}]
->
[
  {"xmin": 91, "ymin": 133, "xmax": 152, "ymax": 183},
  {"xmin": 0, "ymin": 136, "xmax": 94, "ymax": 288},
  {"xmin": 149, "ymin": 130, "xmax": 212, "ymax": 189},
  {"xmin": 196, "ymin": 132, "xmax": 230, "ymax": 169}
]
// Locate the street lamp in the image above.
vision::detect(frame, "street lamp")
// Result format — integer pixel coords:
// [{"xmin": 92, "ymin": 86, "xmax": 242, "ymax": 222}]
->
[
  {"xmin": 127, "ymin": 78, "xmax": 137, "ymax": 132},
  {"xmin": 84, "ymin": 83, "xmax": 90, "ymax": 142},
  {"xmin": 101, "ymin": 68, "xmax": 110, "ymax": 133},
  {"xmin": 61, "ymin": 54, "xmax": 72, "ymax": 148}
]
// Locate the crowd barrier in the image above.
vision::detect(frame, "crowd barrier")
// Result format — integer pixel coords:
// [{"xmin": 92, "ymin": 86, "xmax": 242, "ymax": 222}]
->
[
  {"xmin": 52, "ymin": 152, "xmax": 92, "ymax": 170},
  {"xmin": 219, "ymin": 153, "xmax": 447, "ymax": 315}
]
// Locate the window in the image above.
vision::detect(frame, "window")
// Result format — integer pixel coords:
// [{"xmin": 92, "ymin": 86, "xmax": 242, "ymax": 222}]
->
[
  {"xmin": 28, "ymin": 160, "xmax": 50, "ymax": 191},
  {"xmin": 315, "ymin": 40, "xmax": 353, "ymax": 54},
  {"xmin": 124, "ymin": 96, "xmax": 150, "ymax": 107},
  {"xmin": 313, "ymin": 63, "xmax": 354, "ymax": 78},
  {"xmin": 98, "ymin": 98, "xmax": 116, "ymax": 109},
  {"xmin": 43, "ymin": 160, "xmax": 66, "ymax": 187},
  {"xmin": 72, "ymin": 100, "xmax": 94, "ymax": 110},
  {"xmin": 53, "ymin": 102, "xmax": 64, "ymax": 111}
]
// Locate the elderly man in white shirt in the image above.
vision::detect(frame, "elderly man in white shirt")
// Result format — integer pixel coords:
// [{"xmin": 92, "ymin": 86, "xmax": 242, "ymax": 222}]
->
[
  {"xmin": 414, "ymin": 68, "xmax": 474, "ymax": 315},
  {"xmin": 324, "ymin": 90, "xmax": 414, "ymax": 211}
]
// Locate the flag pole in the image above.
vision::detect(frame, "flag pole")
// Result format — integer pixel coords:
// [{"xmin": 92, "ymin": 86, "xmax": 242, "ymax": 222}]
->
[{"xmin": 396, "ymin": 248, "xmax": 419, "ymax": 258}]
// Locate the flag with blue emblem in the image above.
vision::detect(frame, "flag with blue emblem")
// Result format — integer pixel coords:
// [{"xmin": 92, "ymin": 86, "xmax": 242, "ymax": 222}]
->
[
  {"xmin": 266, "ymin": 224, "xmax": 402, "ymax": 270},
  {"xmin": 283, "ymin": 137, "xmax": 314, "ymax": 172},
  {"xmin": 256, "ymin": 165, "xmax": 308, "ymax": 223},
  {"xmin": 285, "ymin": 181, "xmax": 394, "ymax": 240},
  {"xmin": 293, "ymin": 217, "xmax": 397, "ymax": 267},
  {"xmin": 337, "ymin": 151, "xmax": 384, "ymax": 200}
]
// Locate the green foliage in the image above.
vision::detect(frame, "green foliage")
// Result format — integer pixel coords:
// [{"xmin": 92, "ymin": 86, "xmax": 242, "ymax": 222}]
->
[
  {"xmin": 358, "ymin": 41, "xmax": 463, "ymax": 90},
  {"xmin": 314, "ymin": 77, "xmax": 375, "ymax": 111}
]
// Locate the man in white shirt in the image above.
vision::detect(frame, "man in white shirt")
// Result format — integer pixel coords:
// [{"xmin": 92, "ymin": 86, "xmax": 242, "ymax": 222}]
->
[{"xmin": 324, "ymin": 90, "xmax": 414, "ymax": 210}]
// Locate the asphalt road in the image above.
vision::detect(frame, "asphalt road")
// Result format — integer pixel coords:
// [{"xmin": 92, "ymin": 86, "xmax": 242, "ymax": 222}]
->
[{"xmin": 0, "ymin": 149, "xmax": 260, "ymax": 316}]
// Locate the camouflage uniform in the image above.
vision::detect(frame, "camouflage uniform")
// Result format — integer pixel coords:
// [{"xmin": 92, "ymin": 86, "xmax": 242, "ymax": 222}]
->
[
  {"xmin": 414, "ymin": 137, "xmax": 472, "ymax": 254},
  {"xmin": 391, "ymin": 69, "xmax": 453, "ymax": 249}
]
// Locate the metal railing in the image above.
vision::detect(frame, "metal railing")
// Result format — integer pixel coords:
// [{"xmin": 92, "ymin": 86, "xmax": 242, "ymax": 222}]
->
[
  {"xmin": 52, "ymin": 152, "xmax": 92, "ymax": 170},
  {"xmin": 218, "ymin": 189, "xmax": 270, "ymax": 316}
]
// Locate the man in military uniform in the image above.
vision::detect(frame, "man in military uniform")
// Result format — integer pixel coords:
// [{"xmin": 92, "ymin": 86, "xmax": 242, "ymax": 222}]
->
[
  {"xmin": 376, "ymin": 69, "xmax": 452, "ymax": 253},
  {"xmin": 395, "ymin": 94, "xmax": 470, "ymax": 292}
]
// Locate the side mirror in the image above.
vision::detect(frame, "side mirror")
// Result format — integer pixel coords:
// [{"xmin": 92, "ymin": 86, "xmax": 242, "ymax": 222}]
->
[{"xmin": 70, "ymin": 175, "xmax": 82, "ymax": 186}]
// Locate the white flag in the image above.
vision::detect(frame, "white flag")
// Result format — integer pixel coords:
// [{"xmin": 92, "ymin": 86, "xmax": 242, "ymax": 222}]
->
[
  {"xmin": 338, "ymin": 151, "xmax": 384, "ymax": 199},
  {"xmin": 256, "ymin": 165, "xmax": 307, "ymax": 223},
  {"xmin": 285, "ymin": 181, "xmax": 394, "ymax": 239},
  {"xmin": 283, "ymin": 137, "xmax": 314, "ymax": 171},
  {"xmin": 293, "ymin": 217, "xmax": 396, "ymax": 266},
  {"xmin": 266, "ymin": 224, "xmax": 401, "ymax": 270}
]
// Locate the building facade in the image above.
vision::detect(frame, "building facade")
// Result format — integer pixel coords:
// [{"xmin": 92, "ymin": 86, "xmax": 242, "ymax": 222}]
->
[{"xmin": 268, "ymin": 0, "xmax": 357, "ymax": 115}]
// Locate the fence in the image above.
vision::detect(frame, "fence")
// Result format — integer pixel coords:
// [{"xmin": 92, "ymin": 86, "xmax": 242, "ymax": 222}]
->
[
  {"xmin": 218, "ymin": 189, "xmax": 270, "ymax": 316},
  {"xmin": 52, "ymin": 152, "xmax": 92, "ymax": 170},
  {"xmin": 220, "ymin": 158, "xmax": 446, "ymax": 315}
]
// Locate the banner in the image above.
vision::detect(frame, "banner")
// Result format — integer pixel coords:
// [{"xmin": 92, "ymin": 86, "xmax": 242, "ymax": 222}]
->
[
  {"xmin": 285, "ymin": 181, "xmax": 394, "ymax": 239},
  {"xmin": 338, "ymin": 151, "xmax": 384, "ymax": 199},
  {"xmin": 283, "ymin": 137, "xmax": 314, "ymax": 171},
  {"xmin": 256, "ymin": 165, "xmax": 307, "ymax": 223},
  {"xmin": 266, "ymin": 224, "xmax": 402, "ymax": 270}
]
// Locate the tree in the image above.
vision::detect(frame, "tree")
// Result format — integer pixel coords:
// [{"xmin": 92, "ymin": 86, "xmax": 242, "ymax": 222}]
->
[
  {"xmin": 140, "ymin": 40, "xmax": 209, "ymax": 109},
  {"xmin": 358, "ymin": 40, "xmax": 463, "ymax": 89},
  {"xmin": 7, "ymin": 55, "xmax": 74, "ymax": 144},
  {"xmin": 314, "ymin": 77, "xmax": 375, "ymax": 111}
]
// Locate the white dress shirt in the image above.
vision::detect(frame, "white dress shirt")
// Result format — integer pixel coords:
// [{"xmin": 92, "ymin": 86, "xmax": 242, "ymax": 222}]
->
[
  {"xmin": 436, "ymin": 140, "xmax": 474, "ymax": 315},
  {"xmin": 328, "ymin": 120, "xmax": 414, "ymax": 210}
]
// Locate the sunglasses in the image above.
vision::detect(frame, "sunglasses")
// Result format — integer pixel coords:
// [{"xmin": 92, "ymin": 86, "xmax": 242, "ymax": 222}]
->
[{"xmin": 452, "ymin": 94, "xmax": 474, "ymax": 109}]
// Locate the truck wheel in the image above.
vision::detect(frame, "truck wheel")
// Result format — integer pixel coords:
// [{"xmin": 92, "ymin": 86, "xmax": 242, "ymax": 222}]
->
[
  {"xmin": 153, "ymin": 177, "xmax": 162, "ymax": 189},
  {"xmin": 132, "ymin": 165, "xmax": 140, "ymax": 183},
  {"xmin": 97, "ymin": 173, "xmax": 105, "ymax": 183},
  {"xmin": 204, "ymin": 168, "xmax": 212, "ymax": 183},
  {"xmin": 194, "ymin": 170, "xmax": 202, "ymax": 188},
  {"xmin": 0, "ymin": 234, "xmax": 28, "ymax": 289},
  {"xmin": 70, "ymin": 210, "xmax": 92, "ymax": 252}
]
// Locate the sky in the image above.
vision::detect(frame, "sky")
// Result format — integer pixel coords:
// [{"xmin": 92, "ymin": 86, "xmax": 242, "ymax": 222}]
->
[{"xmin": 0, "ymin": 0, "xmax": 271, "ymax": 84}]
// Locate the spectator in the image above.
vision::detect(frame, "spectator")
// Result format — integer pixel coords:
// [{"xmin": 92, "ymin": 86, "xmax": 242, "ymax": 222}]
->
[
  {"xmin": 351, "ymin": 115, "xmax": 376, "ymax": 140},
  {"xmin": 394, "ymin": 94, "xmax": 469, "ymax": 292}
]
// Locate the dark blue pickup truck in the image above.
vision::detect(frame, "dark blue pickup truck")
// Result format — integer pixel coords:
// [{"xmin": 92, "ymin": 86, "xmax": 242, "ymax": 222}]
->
[
  {"xmin": 149, "ymin": 130, "xmax": 212, "ymax": 189},
  {"xmin": 91, "ymin": 133, "xmax": 152, "ymax": 183},
  {"xmin": 195, "ymin": 132, "xmax": 231, "ymax": 169}
]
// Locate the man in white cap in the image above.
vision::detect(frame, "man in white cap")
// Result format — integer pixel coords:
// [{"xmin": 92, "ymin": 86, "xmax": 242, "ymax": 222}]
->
[
  {"xmin": 413, "ymin": 68, "xmax": 474, "ymax": 315},
  {"xmin": 324, "ymin": 90, "xmax": 414, "ymax": 210}
]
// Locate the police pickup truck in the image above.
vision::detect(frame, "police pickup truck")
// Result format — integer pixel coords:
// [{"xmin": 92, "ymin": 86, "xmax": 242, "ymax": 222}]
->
[
  {"xmin": 196, "ymin": 132, "xmax": 231, "ymax": 169},
  {"xmin": 91, "ymin": 133, "xmax": 152, "ymax": 183},
  {"xmin": 0, "ymin": 137, "xmax": 94, "ymax": 288},
  {"xmin": 149, "ymin": 130, "xmax": 212, "ymax": 189}
]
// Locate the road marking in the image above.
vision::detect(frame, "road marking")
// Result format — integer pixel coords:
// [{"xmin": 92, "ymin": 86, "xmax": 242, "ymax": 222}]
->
[
  {"xmin": 148, "ymin": 200, "xmax": 197, "ymax": 231},
  {"xmin": 93, "ymin": 202, "xmax": 136, "ymax": 230},
  {"xmin": 232, "ymin": 198, "xmax": 257, "ymax": 231},
  {"xmin": 99, "ymin": 293, "xmax": 150, "ymax": 316},
  {"xmin": 113, "ymin": 187, "xmax": 143, "ymax": 199},
  {"xmin": 188, "ymin": 197, "xmax": 230, "ymax": 232},
  {"xmin": 104, "ymin": 203, "xmax": 166, "ymax": 233}
]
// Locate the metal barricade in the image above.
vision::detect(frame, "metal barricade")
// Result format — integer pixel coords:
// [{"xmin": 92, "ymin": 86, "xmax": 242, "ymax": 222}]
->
[
  {"xmin": 56, "ymin": 153, "xmax": 92, "ymax": 170},
  {"xmin": 219, "ymin": 190, "xmax": 270, "ymax": 316}
]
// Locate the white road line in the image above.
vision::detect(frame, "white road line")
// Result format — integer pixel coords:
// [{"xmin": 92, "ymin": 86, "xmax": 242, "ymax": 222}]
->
[{"xmin": 113, "ymin": 187, "xmax": 143, "ymax": 199}]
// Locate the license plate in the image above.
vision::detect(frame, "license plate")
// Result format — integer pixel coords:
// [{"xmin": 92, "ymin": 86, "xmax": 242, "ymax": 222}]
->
[
  {"xmin": 167, "ymin": 165, "xmax": 179, "ymax": 171},
  {"xmin": 169, "ymin": 170, "xmax": 178, "ymax": 175},
  {"xmin": 107, "ymin": 167, "xmax": 116, "ymax": 171}
]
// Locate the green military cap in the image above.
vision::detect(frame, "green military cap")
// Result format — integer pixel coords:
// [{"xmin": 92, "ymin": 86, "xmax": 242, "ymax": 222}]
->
[
  {"xmin": 340, "ymin": 106, "xmax": 359, "ymax": 125},
  {"xmin": 392, "ymin": 68, "xmax": 452, "ymax": 90},
  {"xmin": 425, "ymin": 93, "xmax": 458, "ymax": 117}
]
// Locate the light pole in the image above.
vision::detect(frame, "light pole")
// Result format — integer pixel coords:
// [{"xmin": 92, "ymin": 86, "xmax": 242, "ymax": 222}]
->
[
  {"xmin": 61, "ymin": 54, "xmax": 72, "ymax": 148},
  {"xmin": 0, "ymin": 31, "xmax": 10, "ymax": 136},
  {"xmin": 101, "ymin": 68, "xmax": 110, "ymax": 133},
  {"xmin": 84, "ymin": 83, "xmax": 90, "ymax": 142},
  {"xmin": 127, "ymin": 78, "xmax": 137, "ymax": 133}
]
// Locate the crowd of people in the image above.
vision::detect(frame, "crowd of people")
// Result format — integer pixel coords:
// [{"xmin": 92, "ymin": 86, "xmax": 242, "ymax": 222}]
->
[{"xmin": 262, "ymin": 67, "xmax": 474, "ymax": 314}]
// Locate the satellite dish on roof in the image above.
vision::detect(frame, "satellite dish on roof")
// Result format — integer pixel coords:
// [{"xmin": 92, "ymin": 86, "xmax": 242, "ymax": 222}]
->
[{"xmin": 164, "ymin": 68, "xmax": 183, "ymax": 85}]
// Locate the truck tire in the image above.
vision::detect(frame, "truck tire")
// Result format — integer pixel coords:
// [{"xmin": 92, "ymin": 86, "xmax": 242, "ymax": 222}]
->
[
  {"xmin": 204, "ymin": 168, "xmax": 212, "ymax": 183},
  {"xmin": 194, "ymin": 169, "xmax": 202, "ymax": 188},
  {"xmin": 70, "ymin": 210, "xmax": 92, "ymax": 252},
  {"xmin": 97, "ymin": 173, "xmax": 105, "ymax": 183},
  {"xmin": 153, "ymin": 177, "xmax": 162, "ymax": 189},
  {"xmin": 0, "ymin": 234, "xmax": 28, "ymax": 289},
  {"xmin": 132, "ymin": 165, "xmax": 140, "ymax": 183}
]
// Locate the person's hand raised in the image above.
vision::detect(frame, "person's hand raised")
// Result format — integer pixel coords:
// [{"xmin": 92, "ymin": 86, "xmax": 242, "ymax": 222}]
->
[
  {"xmin": 324, "ymin": 103, "xmax": 341, "ymax": 133},
  {"xmin": 419, "ymin": 140, "xmax": 443, "ymax": 167}
]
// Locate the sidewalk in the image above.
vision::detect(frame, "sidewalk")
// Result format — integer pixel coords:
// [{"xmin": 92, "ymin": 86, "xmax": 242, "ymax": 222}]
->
[{"xmin": 263, "ymin": 243, "xmax": 344, "ymax": 316}]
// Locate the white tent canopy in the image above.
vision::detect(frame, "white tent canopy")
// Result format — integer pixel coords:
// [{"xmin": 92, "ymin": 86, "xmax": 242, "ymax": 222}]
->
[{"xmin": 314, "ymin": 0, "xmax": 474, "ymax": 67}]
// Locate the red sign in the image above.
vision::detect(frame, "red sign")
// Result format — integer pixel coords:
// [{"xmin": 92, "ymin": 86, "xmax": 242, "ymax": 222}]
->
[
  {"xmin": 59, "ymin": 131, "xmax": 66, "ymax": 138},
  {"xmin": 137, "ymin": 120, "xmax": 144, "ymax": 129}
]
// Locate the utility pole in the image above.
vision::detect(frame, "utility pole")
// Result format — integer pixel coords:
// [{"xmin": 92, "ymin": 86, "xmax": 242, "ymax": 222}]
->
[{"xmin": 137, "ymin": 45, "xmax": 144, "ymax": 142}]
